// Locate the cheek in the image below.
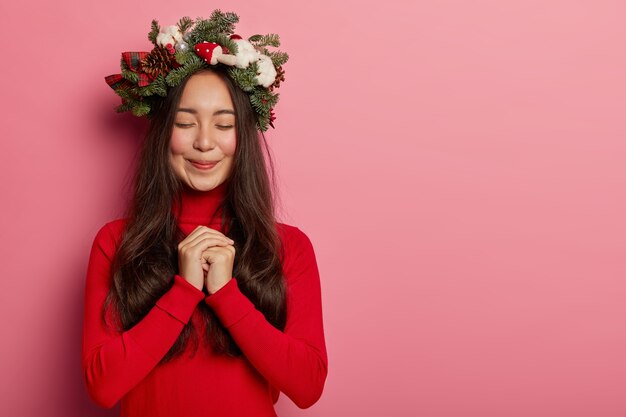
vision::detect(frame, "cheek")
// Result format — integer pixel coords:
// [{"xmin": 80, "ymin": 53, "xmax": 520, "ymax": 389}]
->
[
  {"xmin": 169, "ymin": 132, "xmax": 188, "ymax": 155},
  {"xmin": 220, "ymin": 134, "xmax": 237, "ymax": 156},
  {"xmin": 169, "ymin": 133, "xmax": 189, "ymax": 177}
]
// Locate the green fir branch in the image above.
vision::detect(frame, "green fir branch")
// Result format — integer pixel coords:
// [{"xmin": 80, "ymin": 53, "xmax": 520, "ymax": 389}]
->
[
  {"xmin": 148, "ymin": 19, "xmax": 160, "ymax": 45},
  {"xmin": 257, "ymin": 118, "xmax": 268, "ymax": 132},
  {"xmin": 131, "ymin": 102, "xmax": 151, "ymax": 117},
  {"xmin": 249, "ymin": 33, "xmax": 280, "ymax": 48},
  {"xmin": 187, "ymin": 18, "xmax": 211, "ymax": 44},
  {"xmin": 256, "ymin": 88, "xmax": 279, "ymax": 108},
  {"xmin": 113, "ymin": 88, "xmax": 135, "ymax": 101},
  {"xmin": 114, "ymin": 101, "xmax": 135, "ymax": 113},
  {"xmin": 136, "ymin": 75, "xmax": 167, "ymax": 96},
  {"xmin": 175, "ymin": 50, "xmax": 199, "ymax": 66},
  {"xmin": 249, "ymin": 90, "xmax": 271, "ymax": 116},
  {"xmin": 121, "ymin": 68, "xmax": 139, "ymax": 83},
  {"xmin": 214, "ymin": 33, "xmax": 238, "ymax": 55},
  {"xmin": 258, "ymin": 46, "xmax": 290, "ymax": 67},
  {"xmin": 227, "ymin": 63, "xmax": 258, "ymax": 92},
  {"xmin": 269, "ymin": 92, "xmax": 280, "ymax": 107},
  {"xmin": 187, "ymin": 12, "xmax": 239, "ymax": 45},
  {"xmin": 249, "ymin": 93, "xmax": 266, "ymax": 115},
  {"xmin": 208, "ymin": 10, "xmax": 239, "ymax": 34},
  {"xmin": 188, "ymin": 16, "xmax": 222, "ymax": 44},
  {"xmin": 177, "ymin": 16, "xmax": 194, "ymax": 33},
  {"xmin": 153, "ymin": 75, "xmax": 168, "ymax": 96},
  {"xmin": 269, "ymin": 51, "xmax": 289, "ymax": 67},
  {"xmin": 125, "ymin": 85, "xmax": 143, "ymax": 98},
  {"xmin": 165, "ymin": 60, "xmax": 207, "ymax": 86}
]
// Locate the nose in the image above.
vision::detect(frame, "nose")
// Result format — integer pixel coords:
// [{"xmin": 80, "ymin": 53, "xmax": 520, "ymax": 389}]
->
[{"xmin": 193, "ymin": 124, "xmax": 217, "ymax": 151}]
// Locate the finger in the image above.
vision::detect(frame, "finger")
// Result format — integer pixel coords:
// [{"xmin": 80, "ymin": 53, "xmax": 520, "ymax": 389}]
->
[
  {"xmin": 186, "ymin": 237, "xmax": 234, "ymax": 259},
  {"xmin": 199, "ymin": 226, "xmax": 234, "ymax": 242},
  {"xmin": 201, "ymin": 245, "xmax": 235, "ymax": 264},
  {"xmin": 180, "ymin": 227, "xmax": 233, "ymax": 249},
  {"xmin": 190, "ymin": 226, "xmax": 233, "ymax": 243},
  {"xmin": 202, "ymin": 243, "xmax": 235, "ymax": 252},
  {"xmin": 185, "ymin": 231, "xmax": 233, "ymax": 250},
  {"xmin": 185, "ymin": 225, "xmax": 208, "ymax": 240},
  {"xmin": 223, "ymin": 244, "xmax": 236, "ymax": 255},
  {"xmin": 178, "ymin": 225, "xmax": 207, "ymax": 249},
  {"xmin": 179, "ymin": 237, "xmax": 225, "ymax": 256},
  {"xmin": 181, "ymin": 225, "xmax": 225, "ymax": 242}
]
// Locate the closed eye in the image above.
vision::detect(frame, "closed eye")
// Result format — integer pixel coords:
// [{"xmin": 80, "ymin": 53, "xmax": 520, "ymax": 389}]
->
[{"xmin": 175, "ymin": 123, "xmax": 233, "ymax": 129}]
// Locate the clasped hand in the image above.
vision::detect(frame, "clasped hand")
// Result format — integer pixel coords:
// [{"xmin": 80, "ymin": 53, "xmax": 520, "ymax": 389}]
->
[{"xmin": 177, "ymin": 225, "xmax": 236, "ymax": 295}]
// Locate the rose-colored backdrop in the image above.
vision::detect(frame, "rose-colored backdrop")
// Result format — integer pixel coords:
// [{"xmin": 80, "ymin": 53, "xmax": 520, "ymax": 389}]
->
[{"xmin": 1, "ymin": 1, "xmax": 625, "ymax": 416}]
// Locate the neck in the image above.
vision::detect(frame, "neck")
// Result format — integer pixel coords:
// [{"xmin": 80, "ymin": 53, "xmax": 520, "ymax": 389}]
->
[{"xmin": 172, "ymin": 181, "xmax": 229, "ymax": 226}]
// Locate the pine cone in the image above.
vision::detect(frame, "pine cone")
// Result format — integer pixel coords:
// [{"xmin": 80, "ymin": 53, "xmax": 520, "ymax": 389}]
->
[
  {"xmin": 269, "ymin": 65, "xmax": 285, "ymax": 91},
  {"xmin": 140, "ymin": 46, "xmax": 176, "ymax": 79}
]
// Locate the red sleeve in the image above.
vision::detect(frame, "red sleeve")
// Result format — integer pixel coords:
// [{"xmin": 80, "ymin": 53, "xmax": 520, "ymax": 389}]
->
[
  {"xmin": 204, "ymin": 226, "xmax": 328, "ymax": 409},
  {"xmin": 81, "ymin": 222, "xmax": 206, "ymax": 409}
]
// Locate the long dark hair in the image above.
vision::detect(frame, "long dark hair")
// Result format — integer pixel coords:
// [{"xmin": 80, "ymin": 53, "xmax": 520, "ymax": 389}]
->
[{"xmin": 103, "ymin": 66, "xmax": 287, "ymax": 362}]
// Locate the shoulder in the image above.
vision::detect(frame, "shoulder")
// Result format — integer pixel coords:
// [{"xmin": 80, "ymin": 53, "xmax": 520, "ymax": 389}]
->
[
  {"xmin": 95, "ymin": 217, "xmax": 128, "ymax": 241},
  {"xmin": 276, "ymin": 222, "xmax": 318, "ymax": 274},
  {"xmin": 90, "ymin": 218, "xmax": 129, "ymax": 259},
  {"xmin": 276, "ymin": 222, "xmax": 314, "ymax": 250}
]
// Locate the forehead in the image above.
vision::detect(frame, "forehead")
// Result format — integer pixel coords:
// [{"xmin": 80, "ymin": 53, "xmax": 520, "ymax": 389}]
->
[{"xmin": 178, "ymin": 72, "xmax": 234, "ymax": 112}]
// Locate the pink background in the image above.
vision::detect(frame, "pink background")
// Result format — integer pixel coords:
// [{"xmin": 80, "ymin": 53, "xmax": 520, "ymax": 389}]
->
[{"xmin": 1, "ymin": 1, "xmax": 625, "ymax": 416}]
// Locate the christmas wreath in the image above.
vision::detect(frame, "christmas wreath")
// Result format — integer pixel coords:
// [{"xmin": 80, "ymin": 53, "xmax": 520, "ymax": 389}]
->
[{"xmin": 105, "ymin": 10, "xmax": 288, "ymax": 132}]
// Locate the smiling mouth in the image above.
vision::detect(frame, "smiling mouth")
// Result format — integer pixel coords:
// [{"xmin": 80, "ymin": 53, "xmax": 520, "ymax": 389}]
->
[{"xmin": 188, "ymin": 159, "xmax": 220, "ymax": 170}]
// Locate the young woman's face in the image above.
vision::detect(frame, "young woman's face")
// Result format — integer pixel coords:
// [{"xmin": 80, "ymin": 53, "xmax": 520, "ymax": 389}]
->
[{"xmin": 170, "ymin": 71, "xmax": 237, "ymax": 191}]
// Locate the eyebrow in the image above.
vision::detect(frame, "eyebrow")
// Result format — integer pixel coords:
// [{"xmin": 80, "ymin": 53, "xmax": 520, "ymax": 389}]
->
[{"xmin": 176, "ymin": 107, "xmax": 235, "ymax": 116}]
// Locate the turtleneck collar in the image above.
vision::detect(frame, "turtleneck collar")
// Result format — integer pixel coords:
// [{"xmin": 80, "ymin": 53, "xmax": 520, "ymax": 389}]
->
[{"xmin": 172, "ymin": 180, "xmax": 229, "ymax": 226}]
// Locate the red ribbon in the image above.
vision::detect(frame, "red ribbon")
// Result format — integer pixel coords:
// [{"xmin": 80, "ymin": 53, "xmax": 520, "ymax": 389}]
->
[{"xmin": 105, "ymin": 51, "xmax": 156, "ymax": 92}]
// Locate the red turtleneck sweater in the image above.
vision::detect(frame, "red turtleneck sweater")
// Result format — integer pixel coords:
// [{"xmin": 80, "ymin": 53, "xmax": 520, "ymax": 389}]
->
[{"xmin": 81, "ymin": 181, "xmax": 328, "ymax": 416}]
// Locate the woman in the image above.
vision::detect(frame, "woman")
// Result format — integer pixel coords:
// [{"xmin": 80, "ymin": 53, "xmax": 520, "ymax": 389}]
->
[{"xmin": 82, "ymin": 12, "xmax": 328, "ymax": 417}]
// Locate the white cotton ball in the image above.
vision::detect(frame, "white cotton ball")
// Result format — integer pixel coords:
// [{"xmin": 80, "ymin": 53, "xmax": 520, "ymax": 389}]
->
[
  {"xmin": 168, "ymin": 26, "xmax": 183, "ymax": 42},
  {"xmin": 232, "ymin": 39, "xmax": 260, "ymax": 69},
  {"xmin": 235, "ymin": 39, "xmax": 257, "ymax": 54},
  {"xmin": 217, "ymin": 54, "xmax": 238, "ymax": 66},
  {"xmin": 255, "ymin": 55, "xmax": 277, "ymax": 87},
  {"xmin": 165, "ymin": 25, "xmax": 179, "ymax": 37},
  {"xmin": 157, "ymin": 25, "xmax": 183, "ymax": 45},
  {"xmin": 156, "ymin": 33, "xmax": 175, "ymax": 47}
]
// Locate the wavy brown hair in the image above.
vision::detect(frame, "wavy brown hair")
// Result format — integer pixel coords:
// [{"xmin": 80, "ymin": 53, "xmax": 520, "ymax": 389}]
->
[{"xmin": 102, "ymin": 66, "xmax": 287, "ymax": 362}]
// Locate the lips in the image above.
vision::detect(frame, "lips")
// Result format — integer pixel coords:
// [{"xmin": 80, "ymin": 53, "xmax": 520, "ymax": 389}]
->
[
  {"xmin": 191, "ymin": 159, "xmax": 219, "ymax": 164},
  {"xmin": 188, "ymin": 159, "xmax": 220, "ymax": 170}
]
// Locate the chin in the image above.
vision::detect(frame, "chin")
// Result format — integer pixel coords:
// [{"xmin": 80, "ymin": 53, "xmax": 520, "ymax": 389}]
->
[{"xmin": 185, "ymin": 175, "xmax": 225, "ymax": 191}]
